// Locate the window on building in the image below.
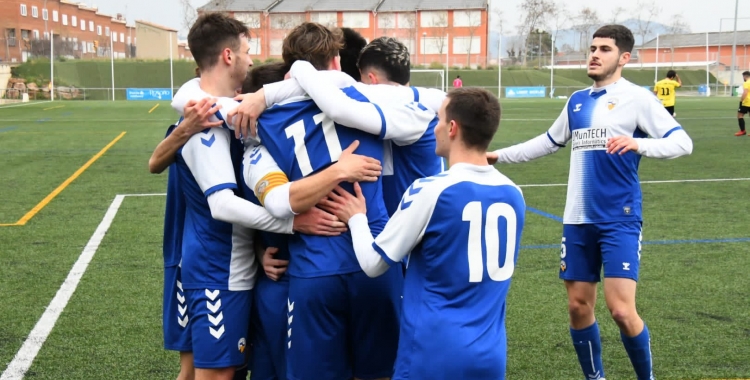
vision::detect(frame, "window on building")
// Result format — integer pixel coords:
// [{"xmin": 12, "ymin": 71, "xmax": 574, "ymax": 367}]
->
[
  {"xmin": 72, "ymin": 16, "xmax": 77, "ymax": 27},
  {"xmin": 20, "ymin": 4, "xmax": 27, "ymax": 16},
  {"xmin": 105, "ymin": 27, "xmax": 110, "ymax": 36},
  {"xmin": 421, "ymin": 36, "xmax": 447, "ymax": 54},
  {"xmin": 53, "ymin": 10, "xmax": 58, "ymax": 22},
  {"xmin": 6, "ymin": 29, "xmax": 16, "ymax": 46},
  {"xmin": 62, "ymin": 14, "xmax": 68, "ymax": 25},
  {"xmin": 31, "ymin": 6, "xmax": 38, "ymax": 18},
  {"xmin": 249, "ymin": 38, "xmax": 262, "ymax": 55},
  {"xmin": 453, "ymin": 36, "xmax": 481, "ymax": 54},
  {"xmin": 377, "ymin": 13, "xmax": 396, "ymax": 29},
  {"xmin": 420, "ymin": 11, "xmax": 448, "ymax": 27},
  {"xmin": 342, "ymin": 12, "xmax": 369, "ymax": 28},
  {"xmin": 21, "ymin": 30, "xmax": 30, "ymax": 40},
  {"xmin": 81, "ymin": 19, "xmax": 86, "ymax": 31},
  {"xmin": 43, "ymin": 31, "xmax": 49, "ymax": 40},
  {"xmin": 33, "ymin": 30, "xmax": 39, "ymax": 40},
  {"xmin": 396, "ymin": 13, "xmax": 415, "ymax": 29},
  {"xmin": 120, "ymin": 33, "xmax": 124, "ymax": 43},
  {"xmin": 453, "ymin": 10, "xmax": 481, "ymax": 27},
  {"xmin": 127, "ymin": 36, "xmax": 131, "ymax": 45},
  {"xmin": 42, "ymin": 8, "xmax": 48, "ymax": 20},
  {"xmin": 270, "ymin": 39, "xmax": 283, "ymax": 55},
  {"xmin": 97, "ymin": 25, "xmax": 102, "ymax": 35},
  {"xmin": 310, "ymin": 12, "xmax": 337, "ymax": 28},
  {"xmin": 89, "ymin": 21, "xmax": 94, "ymax": 32}
]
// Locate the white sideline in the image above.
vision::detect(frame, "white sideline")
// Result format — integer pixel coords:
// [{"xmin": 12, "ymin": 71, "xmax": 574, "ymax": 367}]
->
[
  {"xmin": 0, "ymin": 195, "xmax": 125, "ymax": 380},
  {"xmin": 0, "ymin": 101, "xmax": 53, "ymax": 110}
]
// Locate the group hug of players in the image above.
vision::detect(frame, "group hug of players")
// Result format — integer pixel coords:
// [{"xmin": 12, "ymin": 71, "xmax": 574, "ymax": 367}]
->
[{"xmin": 149, "ymin": 12, "xmax": 692, "ymax": 380}]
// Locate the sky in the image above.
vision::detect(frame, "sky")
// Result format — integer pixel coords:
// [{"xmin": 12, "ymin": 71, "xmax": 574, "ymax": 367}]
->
[{"xmin": 87, "ymin": 0, "xmax": 750, "ymax": 38}]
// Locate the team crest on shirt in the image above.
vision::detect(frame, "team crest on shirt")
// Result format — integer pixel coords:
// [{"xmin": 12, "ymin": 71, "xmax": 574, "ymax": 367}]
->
[
  {"xmin": 560, "ymin": 260, "xmax": 566, "ymax": 272},
  {"xmin": 623, "ymin": 206, "xmax": 631, "ymax": 215},
  {"xmin": 256, "ymin": 180, "xmax": 269, "ymax": 197},
  {"xmin": 238, "ymin": 337, "xmax": 246, "ymax": 353},
  {"xmin": 607, "ymin": 98, "xmax": 618, "ymax": 110}
]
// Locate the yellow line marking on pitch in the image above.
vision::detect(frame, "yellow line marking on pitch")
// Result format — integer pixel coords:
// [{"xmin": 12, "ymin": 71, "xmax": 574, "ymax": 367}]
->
[
  {"xmin": 148, "ymin": 104, "xmax": 160, "ymax": 113},
  {"xmin": 0, "ymin": 132, "xmax": 127, "ymax": 227},
  {"xmin": 43, "ymin": 105, "xmax": 65, "ymax": 111}
]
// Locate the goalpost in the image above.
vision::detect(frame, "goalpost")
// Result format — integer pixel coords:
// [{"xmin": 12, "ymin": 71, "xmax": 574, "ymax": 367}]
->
[{"xmin": 410, "ymin": 69, "xmax": 446, "ymax": 92}]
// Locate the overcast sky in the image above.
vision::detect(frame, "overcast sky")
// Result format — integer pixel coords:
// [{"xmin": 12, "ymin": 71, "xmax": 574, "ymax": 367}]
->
[{"xmin": 88, "ymin": 0, "xmax": 749, "ymax": 37}]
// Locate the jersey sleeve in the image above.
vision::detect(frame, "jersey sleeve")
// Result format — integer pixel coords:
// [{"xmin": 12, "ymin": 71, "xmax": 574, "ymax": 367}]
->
[
  {"xmin": 634, "ymin": 95, "xmax": 693, "ymax": 159},
  {"xmin": 181, "ymin": 128, "xmax": 237, "ymax": 196},
  {"xmin": 242, "ymin": 145, "xmax": 289, "ymax": 205},
  {"xmin": 372, "ymin": 178, "xmax": 438, "ymax": 264},
  {"xmin": 171, "ymin": 78, "xmax": 240, "ymax": 131},
  {"xmin": 263, "ymin": 69, "xmax": 357, "ymax": 107},
  {"xmin": 547, "ymin": 100, "xmax": 572, "ymax": 146}
]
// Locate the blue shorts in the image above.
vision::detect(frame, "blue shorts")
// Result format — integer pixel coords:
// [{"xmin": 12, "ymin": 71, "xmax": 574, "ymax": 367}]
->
[
  {"xmin": 286, "ymin": 267, "xmax": 403, "ymax": 380},
  {"xmin": 185, "ymin": 288, "xmax": 252, "ymax": 369},
  {"xmin": 250, "ymin": 276, "xmax": 289, "ymax": 380},
  {"xmin": 559, "ymin": 222, "xmax": 643, "ymax": 282},
  {"xmin": 163, "ymin": 265, "xmax": 191, "ymax": 352}
]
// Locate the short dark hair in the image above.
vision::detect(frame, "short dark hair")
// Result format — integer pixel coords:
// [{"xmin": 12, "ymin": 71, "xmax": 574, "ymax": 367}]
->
[
  {"xmin": 357, "ymin": 37, "xmax": 411, "ymax": 85},
  {"xmin": 666, "ymin": 70, "xmax": 677, "ymax": 79},
  {"xmin": 743, "ymin": 70, "xmax": 750, "ymax": 77},
  {"xmin": 445, "ymin": 88, "xmax": 501, "ymax": 151},
  {"xmin": 188, "ymin": 13, "xmax": 248, "ymax": 70},
  {"xmin": 592, "ymin": 25, "xmax": 635, "ymax": 54},
  {"xmin": 340, "ymin": 28, "xmax": 367, "ymax": 81},
  {"xmin": 282, "ymin": 22, "xmax": 344, "ymax": 70},
  {"xmin": 242, "ymin": 62, "xmax": 288, "ymax": 93}
]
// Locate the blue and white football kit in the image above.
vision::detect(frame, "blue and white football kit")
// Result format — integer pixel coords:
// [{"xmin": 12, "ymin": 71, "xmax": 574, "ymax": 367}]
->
[
  {"xmin": 242, "ymin": 145, "xmax": 291, "ymax": 380},
  {"xmin": 346, "ymin": 164, "xmax": 526, "ymax": 380},
  {"xmin": 284, "ymin": 60, "xmax": 446, "ymax": 215},
  {"xmin": 161, "ymin": 121, "xmax": 191, "ymax": 352},
  {"xmin": 493, "ymin": 78, "xmax": 692, "ymax": 380},
  {"xmin": 175, "ymin": 122, "xmax": 293, "ymax": 368},
  {"xmin": 255, "ymin": 98, "xmax": 402, "ymax": 380}
]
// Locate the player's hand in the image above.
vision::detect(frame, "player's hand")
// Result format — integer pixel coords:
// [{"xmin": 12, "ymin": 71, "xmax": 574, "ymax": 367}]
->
[
  {"xmin": 292, "ymin": 207, "xmax": 348, "ymax": 236},
  {"xmin": 228, "ymin": 89, "xmax": 267, "ymax": 139},
  {"xmin": 261, "ymin": 247, "xmax": 288, "ymax": 281},
  {"xmin": 486, "ymin": 151, "xmax": 499, "ymax": 165},
  {"xmin": 180, "ymin": 98, "xmax": 224, "ymax": 135},
  {"xmin": 334, "ymin": 140, "xmax": 382, "ymax": 182},
  {"xmin": 606, "ymin": 136, "xmax": 639, "ymax": 155},
  {"xmin": 318, "ymin": 183, "xmax": 367, "ymax": 224}
]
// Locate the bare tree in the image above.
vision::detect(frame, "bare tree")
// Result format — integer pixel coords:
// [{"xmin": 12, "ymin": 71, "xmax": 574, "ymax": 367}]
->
[
  {"xmin": 181, "ymin": 0, "xmax": 231, "ymax": 30},
  {"xmin": 544, "ymin": 1, "xmax": 569, "ymax": 62},
  {"xmin": 631, "ymin": 0, "xmax": 661, "ymax": 67},
  {"xmin": 428, "ymin": 12, "xmax": 450, "ymax": 58},
  {"xmin": 460, "ymin": 8, "xmax": 482, "ymax": 66},
  {"xmin": 574, "ymin": 7, "xmax": 600, "ymax": 51},
  {"xmin": 666, "ymin": 14, "xmax": 690, "ymax": 64},
  {"xmin": 610, "ymin": 7, "xmax": 626, "ymax": 24},
  {"xmin": 516, "ymin": 0, "xmax": 555, "ymax": 65},
  {"xmin": 492, "ymin": 8, "xmax": 505, "ymax": 64},
  {"xmin": 378, "ymin": 13, "xmax": 395, "ymax": 38}
]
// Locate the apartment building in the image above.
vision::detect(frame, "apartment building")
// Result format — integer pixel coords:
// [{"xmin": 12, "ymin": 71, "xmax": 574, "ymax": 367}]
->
[
  {"xmin": 0, "ymin": 0, "xmax": 136, "ymax": 62},
  {"xmin": 198, "ymin": 0, "xmax": 489, "ymax": 68}
]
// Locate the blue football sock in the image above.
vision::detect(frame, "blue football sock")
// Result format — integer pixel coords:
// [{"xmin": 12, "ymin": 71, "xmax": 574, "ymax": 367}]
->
[
  {"xmin": 570, "ymin": 322, "xmax": 605, "ymax": 380},
  {"xmin": 621, "ymin": 324, "xmax": 654, "ymax": 380}
]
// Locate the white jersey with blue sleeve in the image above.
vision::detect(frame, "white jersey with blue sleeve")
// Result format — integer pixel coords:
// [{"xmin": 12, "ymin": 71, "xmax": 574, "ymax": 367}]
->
[
  {"xmin": 546, "ymin": 79, "xmax": 691, "ymax": 224},
  {"xmin": 176, "ymin": 128, "xmax": 258, "ymax": 291},
  {"xmin": 347, "ymin": 164, "xmax": 526, "ymax": 379},
  {"xmin": 287, "ymin": 61, "xmax": 445, "ymax": 214}
]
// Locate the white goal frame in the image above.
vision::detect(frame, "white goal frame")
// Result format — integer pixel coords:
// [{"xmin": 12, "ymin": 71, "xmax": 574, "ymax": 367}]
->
[{"xmin": 410, "ymin": 69, "xmax": 446, "ymax": 92}]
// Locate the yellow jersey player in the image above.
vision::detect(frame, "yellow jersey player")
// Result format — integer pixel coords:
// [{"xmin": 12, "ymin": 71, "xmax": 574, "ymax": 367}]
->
[
  {"xmin": 735, "ymin": 71, "xmax": 750, "ymax": 136},
  {"xmin": 654, "ymin": 70, "xmax": 681, "ymax": 117}
]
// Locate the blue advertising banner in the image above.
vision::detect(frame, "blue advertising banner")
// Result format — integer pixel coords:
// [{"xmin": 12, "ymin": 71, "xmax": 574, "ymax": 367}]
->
[
  {"xmin": 505, "ymin": 86, "xmax": 546, "ymax": 98},
  {"xmin": 126, "ymin": 88, "xmax": 173, "ymax": 101}
]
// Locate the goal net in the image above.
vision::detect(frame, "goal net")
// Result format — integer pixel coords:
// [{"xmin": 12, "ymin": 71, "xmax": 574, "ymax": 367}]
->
[{"xmin": 410, "ymin": 69, "xmax": 445, "ymax": 92}]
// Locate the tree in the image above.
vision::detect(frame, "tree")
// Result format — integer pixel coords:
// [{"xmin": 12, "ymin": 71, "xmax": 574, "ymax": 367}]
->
[
  {"xmin": 180, "ymin": 0, "xmax": 231, "ymax": 30},
  {"xmin": 631, "ymin": 1, "xmax": 661, "ymax": 67},
  {"xmin": 610, "ymin": 6, "xmax": 626, "ymax": 24},
  {"xmin": 516, "ymin": 0, "xmax": 555, "ymax": 65},
  {"xmin": 428, "ymin": 12, "xmax": 450, "ymax": 58},
  {"xmin": 460, "ymin": 8, "xmax": 482, "ymax": 66},
  {"xmin": 666, "ymin": 14, "xmax": 690, "ymax": 64},
  {"xmin": 544, "ymin": 1, "xmax": 569, "ymax": 61},
  {"xmin": 573, "ymin": 7, "xmax": 600, "ymax": 51}
]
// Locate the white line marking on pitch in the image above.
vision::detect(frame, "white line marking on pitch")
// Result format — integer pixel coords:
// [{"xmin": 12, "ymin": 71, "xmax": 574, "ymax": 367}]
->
[
  {"xmin": 0, "ymin": 195, "xmax": 125, "ymax": 380},
  {"xmin": 520, "ymin": 177, "xmax": 750, "ymax": 188},
  {"xmin": 0, "ymin": 101, "xmax": 53, "ymax": 110}
]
